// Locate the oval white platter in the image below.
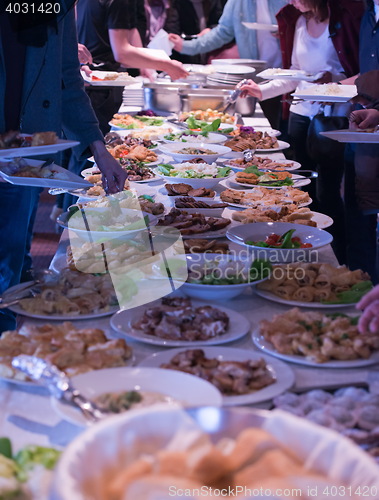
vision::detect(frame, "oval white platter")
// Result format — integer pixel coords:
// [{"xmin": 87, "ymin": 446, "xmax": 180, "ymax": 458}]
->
[
  {"xmin": 110, "ymin": 301, "xmax": 250, "ymax": 347},
  {"xmin": 138, "ymin": 346, "xmax": 295, "ymax": 406}
]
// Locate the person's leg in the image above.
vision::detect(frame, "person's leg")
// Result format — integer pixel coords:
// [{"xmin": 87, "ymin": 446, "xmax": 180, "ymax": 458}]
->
[
  {"xmin": 21, "ymin": 188, "xmax": 42, "ymax": 281},
  {"xmin": 288, "ymin": 112, "xmax": 318, "ymax": 206},
  {"xmin": 85, "ymin": 87, "xmax": 124, "ymax": 135},
  {"xmin": 316, "ymin": 156, "xmax": 346, "ymax": 264},
  {"xmin": 0, "ymin": 183, "xmax": 41, "ymax": 332}
]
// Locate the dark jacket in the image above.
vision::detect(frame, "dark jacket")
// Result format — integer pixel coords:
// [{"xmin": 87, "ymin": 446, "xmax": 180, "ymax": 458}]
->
[
  {"xmin": 276, "ymin": 1, "xmax": 363, "ymax": 77},
  {"xmin": 359, "ymin": 0, "xmax": 379, "ymax": 73},
  {"xmin": 0, "ymin": 3, "xmax": 103, "ymax": 159},
  {"xmin": 354, "ymin": 71, "xmax": 379, "ymax": 212}
]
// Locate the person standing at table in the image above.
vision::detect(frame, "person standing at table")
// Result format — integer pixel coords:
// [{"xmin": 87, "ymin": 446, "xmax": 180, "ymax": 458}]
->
[
  {"xmin": 76, "ymin": 0, "xmax": 188, "ymax": 135},
  {"xmin": 165, "ymin": 0, "xmax": 226, "ymax": 64},
  {"xmin": 237, "ymin": 0, "xmax": 363, "ymax": 264},
  {"xmin": 168, "ymin": 0, "xmax": 286, "ymax": 130},
  {"xmin": 0, "ymin": 0, "xmax": 128, "ymax": 334},
  {"xmin": 343, "ymin": 0, "xmax": 379, "ymax": 281}
]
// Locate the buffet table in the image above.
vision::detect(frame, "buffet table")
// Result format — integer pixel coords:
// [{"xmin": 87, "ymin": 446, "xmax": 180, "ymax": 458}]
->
[{"xmin": 1, "ymin": 105, "xmax": 378, "ymax": 459}]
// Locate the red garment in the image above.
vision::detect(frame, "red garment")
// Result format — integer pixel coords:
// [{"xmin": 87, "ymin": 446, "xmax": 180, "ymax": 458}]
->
[{"xmin": 276, "ymin": 1, "xmax": 364, "ymax": 118}]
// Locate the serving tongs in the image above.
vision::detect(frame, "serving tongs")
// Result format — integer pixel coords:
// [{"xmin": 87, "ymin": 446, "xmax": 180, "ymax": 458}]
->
[
  {"xmin": 12, "ymin": 355, "xmax": 107, "ymax": 422},
  {"xmin": 0, "ymin": 269, "xmax": 58, "ymax": 309},
  {"xmin": 215, "ymin": 79, "xmax": 249, "ymax": 114}
]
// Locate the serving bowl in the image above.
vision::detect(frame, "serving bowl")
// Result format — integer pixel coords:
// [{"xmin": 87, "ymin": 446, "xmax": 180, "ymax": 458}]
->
[
  {"xmin": 159, "ymin": 131, "xmax": 226, "ymax": 144},
  {"xmin": 154, "ymin": 163, "xmax": 233, "ymax": 189},
  {"xmin": 57, "ymin": 208, "xmax": 158, "ymax": 242},
  {"xmin": 174, "ymin": 253, "xmax": 268, "ymax": 300},
  {"xmin": 158, "ymin": 142, "xmax": 232, "ymax": 163},
  {"xmin": 51, "ymin": 406, "xmax": 379, "ymax": 500},
  {"xmin": 52, "ymin": 367, "xmax": 222, "ymax": 426},
  {"xmin": 226, "ymin": 222, "xmax": 333, "ymax": 263}
]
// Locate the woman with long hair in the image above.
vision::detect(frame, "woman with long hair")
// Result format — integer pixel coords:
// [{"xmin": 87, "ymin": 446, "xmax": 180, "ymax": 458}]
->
[{"xmin": 238, "ymin": 0, "xmax": 363, "ymax": 263}]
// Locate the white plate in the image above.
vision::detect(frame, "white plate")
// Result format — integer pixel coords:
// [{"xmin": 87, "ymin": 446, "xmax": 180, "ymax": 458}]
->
[
  {"xmin": 242, "ymin": 22, "xmax": 278, "ymax": 31},
  {"xmin": 211, "ymin": 58, "xmax": 266, "ymax": 66},
  {"xmin": 0, "ymin": 159, "xmax": 91, "ymax": 189},
  {"xmin": 111, "ymin": 300, "xmax": 250, "ymax": 347},
  {"xmin": 226, "ymin": 158, "xmax": 301, "ymax": 171},
  {"xmin": 158, "ymin": 186, "xmax": 216, "ymax": 200},
  {"xmin": 255, "ymin": 140, "xmax": 290, "ymax": 153},
  {"xmin": 253, "ymin": 286, "xmax": 363, "ymax": 309},
  {"xmin": 81, "ymin": 70, "xmax": 136, "ymax": 87},
  {"xmin": 174, "ymin": 199, "xmax": 228, "ymax": 217},
  {"xmin": 138, "ymin": 347, "xmax": 295, "ymax": 406},
  {"xmin": 52, "ymin": 367, "xmax": 223, "ymax": 426},
  {"xmin": 252, "ymin": 329, "xmax": 379, "ymax": 368},
  {"xmin": 159, "ymin": 132, "xmax": 226, "ymax": 144},
  {"xmin": 0, "ymin": 137, "xmax": 80, "ymax": 158},
  {"xmin": 81, "ymin": 165, "xmax": 160, "ymax": 183},
  {"xmin": 154, "ymin": 168, "xmax": 232, "ymax": 190},
  {"xmin": 211, "ymin": 64, "xmax": 256, "ymax": 75},
  {"xmin": 222, "ymin": 207, "xmax": 333, "ymax": 229},
  {"xmin": 257, "ymin": 68, "xmax": 323, "ymax": 82},
  {"xmin": 320, "ymin": 129, "xmax": 379, "ymax": 143},
  {"xmin": 229, "ymin": 173, "xmax": 310, "ymax": 189},
  {"xmin": 219, "ymin": 185, "xmax": 313, "ymax": 209},
  {"xmin": 172, "ymin": 223, "xmax": 232, "ymax": 240},
  {"xmin": 292, "ymin": 84, "xmax": 357, "ymax": 102},
  {"xmin": 2, "ymin": 282, "xmax": 120, "ymax": 320}
]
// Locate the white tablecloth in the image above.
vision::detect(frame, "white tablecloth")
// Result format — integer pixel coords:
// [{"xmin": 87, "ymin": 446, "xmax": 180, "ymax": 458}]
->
[{"xmin": 2, "ymin": 107, "xmax": 377, "ymax": 453}]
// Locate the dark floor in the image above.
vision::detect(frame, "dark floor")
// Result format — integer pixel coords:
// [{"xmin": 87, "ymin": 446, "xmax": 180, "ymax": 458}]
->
[{"xmin": 30, "ymin": 190, "xmax": 60, "ymax": 270}]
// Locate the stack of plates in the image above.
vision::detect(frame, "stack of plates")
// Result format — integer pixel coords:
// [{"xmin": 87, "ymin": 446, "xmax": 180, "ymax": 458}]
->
[
  {"xmin": 206, "ymin": 64, "xmax": 256, "ymax": 87},
  {"xmin": 122, "ymin": 83, "xmax": 144, "ymax": 107}
]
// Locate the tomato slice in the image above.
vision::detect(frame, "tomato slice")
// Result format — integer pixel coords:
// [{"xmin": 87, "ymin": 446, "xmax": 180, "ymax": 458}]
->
[{"xmin": 301, "ymin": 243, "xmax": 313, "ymax": 248}]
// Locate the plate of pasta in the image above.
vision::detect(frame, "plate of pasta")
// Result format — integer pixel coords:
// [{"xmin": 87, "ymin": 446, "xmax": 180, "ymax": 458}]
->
[
  {"xmin": 252, "ymin": 308, "xmax": 379, "ymax": 368},
  {"xmin": 1, "ymin": 269, "xmax": 125, "ymax": 320},
  {"xmin": 254, "ymin": 263, "xmax": 373, "ymax": 308}
]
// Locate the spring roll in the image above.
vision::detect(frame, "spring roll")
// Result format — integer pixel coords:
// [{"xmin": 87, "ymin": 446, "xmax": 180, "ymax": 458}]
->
[
  {"xmin": 292, "ymin": 286, "xmax": 315, "ymax": 302},
  {"xmin": 314, "ymin": 274, "xmax": 331, "ymax": 289},
  {"xmin": 330, "ymin": 271, "xmax": 355, "ymax": 287},
  {"xmin": 313, "ymin": 288, "xmax": 332, "ymax": 302},
  {"xmin": 294, "ymin": 270, "xmax": 317, "ymax": 287},
  {"xmin": 275, "ymin": 285, "xmax": 297, "ymax": 300}
]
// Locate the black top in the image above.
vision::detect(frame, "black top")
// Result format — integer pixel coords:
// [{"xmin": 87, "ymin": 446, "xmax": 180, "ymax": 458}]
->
[
  {"xmin": 76, "ymin": 0, "xmax": 140, "ymax": 71},
  {"xmin": 359, "ymin": 2, "xmax": 379, "ymax": 74},
  {"xmin": 0, "ymin": 12, "xmax": 26, "ymax": 131}
]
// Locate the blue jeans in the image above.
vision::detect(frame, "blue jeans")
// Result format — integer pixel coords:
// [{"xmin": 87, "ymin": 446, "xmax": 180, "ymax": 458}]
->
[{"xmin": 0, "ymin": 183, "xmax": 41, "ymax": 332}]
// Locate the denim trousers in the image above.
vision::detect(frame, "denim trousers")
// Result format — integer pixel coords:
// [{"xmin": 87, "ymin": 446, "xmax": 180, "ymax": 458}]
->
[{"xmin": 0, "ymin": 182, "xmax": 41, "ymax": 332}]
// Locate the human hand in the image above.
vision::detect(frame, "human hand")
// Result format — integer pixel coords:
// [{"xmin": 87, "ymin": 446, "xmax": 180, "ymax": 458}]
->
[
  {"xmin": 78, "ymin": 43, "xmax": 93, "ymax": 65},
  {"xmin": 349, "ymin": 109, "xmax": 379, "ymax": 130},
  {"xmin": 357, "ymin": 286, "xmax": 379, "ymax": 334},
  {"xmin": 168, "ymin": 33, "xmax": 183, "ymax": 52},
  {"xmin": 314, "ymin": 71, "xmax": 333, "ymax": 84},
  {"xmin": 237, "ymin": 79, "xmax": 262, "ymax": 100},
  {"xmin": 197, "ymin": 27, "xmax": 211, "ymax": 37},
  {"xmin": 163, "ymin": 59, "xmax": 189, "ymax": 80},
  {"xmin": 90, "ymin": 141, "xmax": 128, "ymax": 194},
  {"xmin": 80, "ymin": 64, "xmax": 92, "ymax": 77},
  {"xmin": 140, "ymin": 68, "xmax": 156, "ymax": 82}
]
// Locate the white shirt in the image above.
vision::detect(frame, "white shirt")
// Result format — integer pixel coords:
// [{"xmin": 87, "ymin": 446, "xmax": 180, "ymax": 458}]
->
[
  {"xmin": 260, "ymin": 15, "xmax": 345, "ymax": 117},
  {"xmin": 375, "ymin": 4, "xmax": 379, "ymax": 23},
  {"xmin": 256, "ymin": 0, "xmax": 282, "ymax": 68}
]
